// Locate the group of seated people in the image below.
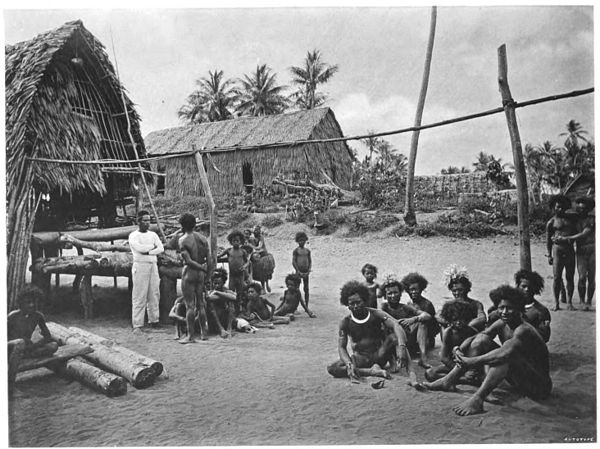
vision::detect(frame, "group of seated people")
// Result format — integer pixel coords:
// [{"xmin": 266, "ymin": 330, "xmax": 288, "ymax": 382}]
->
[{"xmin": 327, "ymin": 264, "xmax": 553, "ymax": 416}]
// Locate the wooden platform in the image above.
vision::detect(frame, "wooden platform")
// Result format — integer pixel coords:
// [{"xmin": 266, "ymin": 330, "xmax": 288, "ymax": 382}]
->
[{"xmin": 17, "ymin": 344, "xmax": 93, "ymax": 373}]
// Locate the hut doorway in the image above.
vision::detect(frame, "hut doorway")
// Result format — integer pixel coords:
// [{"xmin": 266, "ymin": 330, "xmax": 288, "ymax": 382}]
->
[{"xmin": 242, "ymin": 162, "xmax": 253, "ymax": 193}]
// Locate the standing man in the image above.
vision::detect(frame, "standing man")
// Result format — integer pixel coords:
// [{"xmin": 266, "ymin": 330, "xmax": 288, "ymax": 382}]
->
[{"xmin": 128, "ymin": 210, "xmax": 164, "ymax": 333}]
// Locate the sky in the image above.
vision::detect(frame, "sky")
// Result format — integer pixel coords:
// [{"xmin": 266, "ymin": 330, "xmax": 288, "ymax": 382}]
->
[{"xmin": 2, "ymin": 3, "xmax": 595, "ymax": 175}]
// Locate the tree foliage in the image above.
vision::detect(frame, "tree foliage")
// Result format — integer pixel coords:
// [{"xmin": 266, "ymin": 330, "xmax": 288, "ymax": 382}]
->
[
  {"xmin": 289, "ymin": 49, "xmax": 339, "ymax": 110},
  {"xmin": 235, "ymin": 64, "xmax": 289, "ymax": 117},
  {"xmin": 177, "ymin": 69, "xmax": 237, "ymax": 123}
]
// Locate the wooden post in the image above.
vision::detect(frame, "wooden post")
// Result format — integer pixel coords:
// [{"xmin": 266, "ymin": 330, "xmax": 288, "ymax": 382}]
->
[
  {"xmin": 193, "ymin": 145, "xmax": 217, "ymax": 273},
  {"xmin": 498, "ymin": 44, "xmax": 531, "ymax": 271}
]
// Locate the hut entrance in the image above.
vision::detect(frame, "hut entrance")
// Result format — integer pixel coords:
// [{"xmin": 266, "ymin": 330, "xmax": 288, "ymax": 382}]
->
[{"xmin": 242, "ymin": 162, "xmax": 253, "ymax": 193}]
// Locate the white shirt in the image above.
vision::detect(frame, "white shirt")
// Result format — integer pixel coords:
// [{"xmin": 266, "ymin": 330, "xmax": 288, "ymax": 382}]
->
[{"xmin": 128, "ymin": 230, "xmax": 164, "ymax": 263}]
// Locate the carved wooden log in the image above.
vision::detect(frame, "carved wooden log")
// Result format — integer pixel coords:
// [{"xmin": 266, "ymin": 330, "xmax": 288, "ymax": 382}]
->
[
  {"xmin": 68, "ymin": 326, "xmax": 163, "ymax": 377},
  {"xmin": 32, "ymin": 224, "xmax": 163, "ymax": 247},
  {"xmin": 61, "ymin": 235, "xmax": 130, "ymax": 252},
  {"xmin": 51, "ymin": 356, "xmax": 128, "ymax": 397},
  {"xmin": 31, "ymin": 254, "xmax": 100, "ymax": 274},
  {"xmin": 47, "ymin": 322, "xmax": 157, "ymax": 388}
]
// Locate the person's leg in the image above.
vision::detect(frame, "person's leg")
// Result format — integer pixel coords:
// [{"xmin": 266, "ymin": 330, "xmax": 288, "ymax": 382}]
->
[
  {"xmin": 577, "ymin": 250, "xmax": 588, "ymax": 305},
  {"xmin": 327, "ymin": 360, "xmax": 348, "ymax": 378},
  {"xmin": 8, "ymin": 339, "xmax": 26, "ymax": 388},
  {"xmin": 353, "ymin": 353, "xmax": 391, "ymax": 379},
  {"xmin": 131, "ymin": 263, "xmax": 150, "ymax": 329},
  {"xmin": 179, "ymin": 273, "xmax": 197, "ymax": 343},
  {"xmin": 270, "ymin": 316, "xmax": 290, "ymax": 324},
  {"xmin": 416, "ymin": 322, "xmax": 432, "ymax": 368},
  {"xmin": 303, "ymin": 275, "xmax": 310, "ymax": 305},
  {"xmin": 564, "ymin": 248, "xmax": 576, "ymax": 310},
  {"xmin": 587, "ymin": 249, "xmax": 595, "ymax": 306},
  {"xmin": 146, "ymin": 263, "xmax": 161, "ymax": 325},
  {"xmin": 26, "ymin": 341, "xmax": 59, "ymax": 358},
  {"xmin": 551, "ymin": 249, "xmax": 563, "ymax": 311},
  {"xmin": 195, "ymin": 282, "xmax": 209, "ymax": 340},
  {"xmin": 453, "ymin": 363, "xmax": 510, "ymax": 416}
]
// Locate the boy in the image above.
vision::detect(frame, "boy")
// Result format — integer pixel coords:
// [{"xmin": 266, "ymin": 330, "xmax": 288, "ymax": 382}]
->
[
  {"xmin": 206, "ymin": 268, "xmax": 238, "ymax": 339},
  {"xmin": 380, "ymin": 279, "xmax": 433, "ymax": 368},
  {"xmin": 361, "ymin": 263, "xmax": 381, "ymax": 309},
  {"xmin": 8, "ymin": 286, "xmax": 59, "ymax": 389},
  {"xmin": 292, "ymin": 231, "xmax": 312, "ymax": 305},
  {"xmin": 274, "ymin": 273, "xmax": 316, "ymax": 318},
  {"xmin": 327, "ymin": 280, "xmax": 411, "ymax": 381},
  {"xmin": 178, "ymin": 213, "xmax": 210, "ymax": 343},
  {"xmin": 218, "ymin": 230, "xmax": 250, "ymax": 309},
  {"xmin": 401, "ymin": 272, "xmax": 440, "ymax": 349},
  {"xmin": 546, "ymin": 194, "xmax": 578, "ymax": 310},
  {"xmin": 244, "ymin": 283, "xmax": 291, "ymax": 325},
  {"xmin": 419, "ymin": 285, "xmax": 552, "ymax": 416}
]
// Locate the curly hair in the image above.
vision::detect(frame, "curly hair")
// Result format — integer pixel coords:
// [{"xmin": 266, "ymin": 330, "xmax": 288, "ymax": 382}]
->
[
  {"xmin": 361, "ymin": 263, "xmax": 378, "ymax": 276},
  {"xmin": 549, "ymin": 194, "xmax": 571, "ymax": 211},
  {"xmin": 575, "ymin": 196, "xmax": 595, "ymax": 211},
  {"xmin": 339, "ymin": 280, "xmax": 370, "ymax": 306},
  {"xmin": 447, "ymin": 275, "xmax": 472, "ymax": 292},
  {"xmin": 440, "ymin": 300, "xmax": 474, "ymax": 324},
  {"xmin": 244, "ymin": 282, "xmax": 263, "ymax": 295},
  {"xmin": 179, "ymin": 213, "xmax": 196, "ymax": 232},
  {"xmin": 514, "ymin": 269, "xmax": 544, "ymax": 296},
  {"xmin": 380, "ymin": 279, "xmax": 404, "ymax": 296},
  {"xmin": 401, "ymin": 272, "xmax": 428, "ymax": 291},
  {"xmin": 17, "ymin": 285, "xmax": 45, "ymax": 306},
  {"xmin": 295, "ymin": 231, "xmax": 308, "ymax": 243},
  {"xmin": 285, "ymin": 273, "xmax": 302, "ymax": 287},
  {"xmin": 211, "ymin": 268, "xmax": 228, "ymax": 283},
  {"xmin": 488, "ymin": 285, "xmax": 526, "ymax": 312},
  {"xmin": 227, "ymin": 230, "xmax": 246, "ymax": 245}
]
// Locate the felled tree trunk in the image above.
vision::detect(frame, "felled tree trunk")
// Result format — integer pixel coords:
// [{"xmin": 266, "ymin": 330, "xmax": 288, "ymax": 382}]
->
[
  {"xmin": 51, "ymin": 356, "xmax": 128, "ymax": 397},
  {"xmin": 61, "ymin": 235, "xmax": 130, "ymax": 252},
  {"xmin": 47, "ymin": 322, "xmax": 158, "ymax": 388},
  {"xmin": 32, "ymin": 254, "xmax": 100, "ymax": 274},
  {"xmin": 68, "ymin": 326, "xmax": 163, "ymax": 377},
  {"xmin": 32, "ymin": 224, "xmax": 162, "ymax": 247}
]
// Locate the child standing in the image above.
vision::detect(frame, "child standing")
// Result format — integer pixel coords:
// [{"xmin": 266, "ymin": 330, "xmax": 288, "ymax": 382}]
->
[
  {"xmin": 218, "ymin": 230, "xmax": 250, "ymax": 309},
  {"xmin": 361, "ymin": 263, "xmax": 381, "ymax": 309},
  {"xmin": 274, "ymin": 273, "xmax": 316, "ymax": 318},
  {"xmin": 292, "ymin": 231, "xmax": 312, "ymax": 305}
]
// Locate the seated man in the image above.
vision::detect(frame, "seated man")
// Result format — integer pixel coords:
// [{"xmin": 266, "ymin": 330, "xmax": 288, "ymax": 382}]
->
[
  {"xmin": 8, "ymin": 286, "xmax": 59, "ymax": 391},
  {"xmin": 419, "ymin": 285, "xmax": 552, "ymax": 416},
  {"xmin": 380, "ymin": 279, "xmax": 433, "ymax": 368},
  {"xmin": 327, "ymin": 281, "xmax": 410, "ymax": 382},
  {"xmin": 206, "ymin": 268, "xmax": 238, "ymax": 339}
]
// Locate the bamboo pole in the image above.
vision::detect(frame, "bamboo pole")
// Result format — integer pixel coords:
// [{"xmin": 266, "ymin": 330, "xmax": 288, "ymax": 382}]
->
[
  {"xmin": 404, "ymin": 6, "xmax": 437, "ymax": 226},
  {"xmin": 193, "ymin": 145, "xmax": 217, "ymax": 273},
  {"xmin": 498, "ymin": 44, "xmax": 531, "ymax": 271}
]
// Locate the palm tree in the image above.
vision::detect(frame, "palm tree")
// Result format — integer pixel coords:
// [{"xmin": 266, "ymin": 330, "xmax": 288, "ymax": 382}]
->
[
  {"xmin": 375, "ymin": 139, "xmax": 397, "ymax": 165},
  {"xmin": 235, "ymin": 64, "xmax": 289, "ymax": 117},
  {"xmin": 472, "ymin": 151, "xmax": 505, "ymax": 172},
  {"xmin": 560, "ymin": 120, "xmax": 589, "ymax": 151},
  {"xmin": 178, "ymin": 70, "xmax": 236, "ymax": 123},
  {"xmin": 289, "ymin": 49, "xmax": 339, "ymax": 110},
  {"xmin": 361, "ymin": 131, "xmax": 380, "ymax": 164},
  {"xmin": 441, "ymin": 165, "xmax": 469, "ymax": 174}
]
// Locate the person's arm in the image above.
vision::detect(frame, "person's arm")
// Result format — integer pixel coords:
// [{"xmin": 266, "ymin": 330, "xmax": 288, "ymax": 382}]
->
[
  {"xmin": 292, "ymin": 248, "xmax": 299, "ymax": 272},
  {"xmin": 557, "ymin": 220, "xmax": 594, "ymax": 243},
  {"xmin": 217, "ymin": 248, "xmax": 229, "ymax": 263},
  {"xmin": 264, "ymin": 298, "xmax": 276, "ymax": 319},
  {"xmin": 336, "ymin": 319, "xmax": 357, "ymax": 378},
  {"xmin": 377, "ymin": 310, "xmax": 411, "ymax": 372},
  {"xmin": 298, "ymin": 291, "xmax": 316, "ymax": 317},
  {"xmin": 468, "ymin": 301, "xmax": 487, "ymax": 331},
  {"xmin": 36, "ymin": 314, "xmax": 54, "ymax": 343},
  {"xmin": 169, "ymin": 302, "xmax": 186, "ymax": 323},
  {"xmin": 546, "ymin": 218, "xmax": 555, "ymax": 265},
  {"xmin": 148, "ymin": 233, "xmax": 164, "ymax": 255},
  {"xmin": 180, "ymin": 244, "xmax": 207, "ymax": 272},
  {"xmin": 209, "ymin": 290, "xmax": 237, "ymax": 303},
  {"xmin": 128, "ymin": 232, "xmax": 154, "ymax": 254},
  {"xmin": 398, "ymin": 304, "xmax": 431, "ymax": 325},
  {"xmin": 456, "ymin": 328, "xmax": 524, "ymax": 368}
]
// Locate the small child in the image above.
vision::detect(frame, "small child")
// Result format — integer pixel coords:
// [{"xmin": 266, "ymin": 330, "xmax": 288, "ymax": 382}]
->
[
  {"xmin": 245, "ymin": 282, "xmax": 291, "ymax": 325},
  {"xmin": 8, "ymin": 286, "xmax": 59, "ymax": 391},
  {"xmin": 274, "ymin": 273, "xmax": 316, "ymax": 318},
  {"xmin": 292, "ymin": 231, "xmax": 312, "ymax": 305},
  {"xmin": 218, "ymin": 230, "xmax": 250, "ymax": 309},
  {"xmin": 361, "ymin": 263, "xmax": 381, "ymax": 309},
  {"xmin": 169, "ymin": 296, "xmax": 201, "ymax": 341},
  {"xmin": 206, "ymin": 268, "xmax": 238, "ymax": 339}
]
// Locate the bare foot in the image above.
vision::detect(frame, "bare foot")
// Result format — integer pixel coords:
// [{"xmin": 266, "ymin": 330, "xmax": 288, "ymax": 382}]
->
[
  {"xmin": 178, "ymin": 336, "xmax": 196, "ymax": 344},
  {"xmin": 453, "ymin": 396, "xmax": 484, "ymax": 416},
  {"xmin": 418, "ymin": 359, "xmax": 432, "ymax": 369},
  {"xmin": 567, "ymin": 303, "xmax": 576, "ymax": 311},
  {"xmin": 369, "ymin": 364, "xmax": 392, "ymax": 379},
  {"xmin": 219, "ymin": 330, "xmax": 231, "ymax": 339},
  {"xmin": 553, "ymin": 305, "xmax": 561, "ymax": 311},
  {"xmin": 422, "ymin": 378, "xmax": 457, "ymax": 392},
  {"xmin": 388, "ymin": 356, "xmax": 399, "ymax": 374},
  {"xmin": 583, "ymin": 304, "xmax": 591, "ymax": 311}
]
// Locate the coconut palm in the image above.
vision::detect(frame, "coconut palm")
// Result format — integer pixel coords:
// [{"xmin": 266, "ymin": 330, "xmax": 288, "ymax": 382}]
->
[
  {"xmin": 178, "ymin": 69, "xmax": 236, "ymax": 123},
  {"xmin": 441, "ymin": 165, "xmax": 470, "ymax": 174},
  {"xmin": 472, "ymin": 151, "xmax": 506, "ymax": 172},
  {"xmin": 560, "ymin": 119, "xmax": 589, "ymax": 150},
  {"xmin": 361, "ymin": 131, "xmax": 380, "ymax": 164},
  {"xmin": 235, "ymin": 64, "xmax": 289, "ymax": 117},
  {"xmin": 375, "ymin": 139, "xmax": 397, "ymax": 165},
  {"xmin": 289, "ymin": 49, "xmax": 339, "ymax": 110}
]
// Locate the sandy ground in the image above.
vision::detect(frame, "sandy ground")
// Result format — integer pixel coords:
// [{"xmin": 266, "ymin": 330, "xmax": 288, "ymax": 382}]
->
[{"xmin": 7, "ymin": 225, "xmax": 596, "ymax": 446}]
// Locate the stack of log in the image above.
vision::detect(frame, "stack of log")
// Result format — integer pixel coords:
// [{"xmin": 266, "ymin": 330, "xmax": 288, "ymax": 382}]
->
[{"xmin": 47, "ymin": 322, "xmax": 164, "ymax": 396}]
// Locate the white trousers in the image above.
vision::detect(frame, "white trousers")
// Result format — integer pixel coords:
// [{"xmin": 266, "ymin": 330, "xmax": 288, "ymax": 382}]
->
[{"xmin": 131, "ymin": 262, "xmax": 160, "ymax": 328}]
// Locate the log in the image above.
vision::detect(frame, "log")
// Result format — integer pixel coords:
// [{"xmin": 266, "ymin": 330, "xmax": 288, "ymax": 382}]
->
[
  {"xmin": 68, "ymin": 326, "xmax": 163, "ymax": 377},
  {"xmin": 51, "ymin": 356, "xmax": 128, "ymax": 397},
  {"xmin": 47, "ymin": 322, "xmax": 157, "ymax": 388},
  {"xmin": 31, "ymin": 254, "xmax": 100, "ymax": 274},
  {"xmin": 32, "ymin": 224, "xmax": 163, "ymax": 247},
  {"xmin": 17, "ymin": 343, "xmax": 93, "ymax": 372},
  {"xmin": 61, "ymin": 235, "xmax": 130, "ymax": 252}
]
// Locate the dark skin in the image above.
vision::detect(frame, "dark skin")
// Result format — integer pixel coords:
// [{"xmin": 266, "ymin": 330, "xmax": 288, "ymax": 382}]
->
[
  {"xmin": 274, "ymin": 280, "xmax": 316, "ymax": 318},
  {"xmin": 206, "ymin": 277, "xmax": 237, "ymax": 339},
  {"xmin": 547, "ymin": 202, "xmax": 578, "ymax": 311},
  {"xmin": 361, "ymin": 267, "xmax": 380, "ymax": 309},
  {"xmin": 292, "ymin": 238, "xmax": 312, "ymax": 304},
  {"xmin": 8, "ymin": 297, "xmax": 58, "ymax": 358},
  {"xmin": 245, "ymin": 287, "xmax": 291, "ymax": 325},
  {"xmin": 421, "ymin": 299, "xmax": 551, "ymax": 416}
]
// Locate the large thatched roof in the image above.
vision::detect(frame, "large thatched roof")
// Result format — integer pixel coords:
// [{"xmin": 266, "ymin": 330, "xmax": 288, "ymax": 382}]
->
[
  {"xmin": 5, "ymin": 19, "xmax": 145, "ymax": 196},
  {"xmin": 145, "ymin": 107, "xmax": 352, "ymax": 158}
]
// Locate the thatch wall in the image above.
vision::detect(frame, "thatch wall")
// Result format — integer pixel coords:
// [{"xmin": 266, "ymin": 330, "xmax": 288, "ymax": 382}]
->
[
  {"xmin": 146, "ymin": 108, "xmax": 354, "ymax": 197},
  {"xmin": 5, "ymin": 20, "xmax": 145, "ymax": 310}
]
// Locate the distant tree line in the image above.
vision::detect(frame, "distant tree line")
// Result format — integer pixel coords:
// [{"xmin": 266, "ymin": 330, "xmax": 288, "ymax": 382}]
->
[{"xmin": 178, "ymin": 49, "xmax": 339, "ymax": 123}]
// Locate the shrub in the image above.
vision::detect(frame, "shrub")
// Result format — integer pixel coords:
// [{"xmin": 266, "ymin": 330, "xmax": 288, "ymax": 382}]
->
[
  {"xmin": 229, "ymin": 209, "xmax": 250, "ymax": 224},
  {"xmin": 262, "ymin": 215, "xmax": 284, "ymax": 228},
  {"xmin": 345, "ymin": 213, "xmax": 399, "ymax": 237}
]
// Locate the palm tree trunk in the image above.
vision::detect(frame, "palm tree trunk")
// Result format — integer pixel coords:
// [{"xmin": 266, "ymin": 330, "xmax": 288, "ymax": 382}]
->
[{"xmin": 404, "ymin": 6, "xmax": 437, "ymax": 226}]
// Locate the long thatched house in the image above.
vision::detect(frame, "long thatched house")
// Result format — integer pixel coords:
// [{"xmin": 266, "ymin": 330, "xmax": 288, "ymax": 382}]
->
[
  {"xmin": 6, "ymin": 20, "xmax": 147, "ymax": 309},
  {"xmin": 144, "ymin": 108, "xmax": 354, "ymax": 197}
]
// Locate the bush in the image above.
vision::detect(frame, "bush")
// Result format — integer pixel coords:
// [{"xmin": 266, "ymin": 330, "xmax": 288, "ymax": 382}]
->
[
  {"xmin": 261, "ymin": 215, "xmax": 284, "ymax": 228},
  {"xmin": 324, "ymin": 209, "xmax": 350, "ymax": 225},
  {"xmin": 457, "ymin": 195, "xmax": 492, "ymax": 215},
  {"xmin": 228, "ymin": 209, "xmax": 250, "ymax": 224},
  {"xmin": 149, "ymin": 195, "xmax": 209, "ymax": 216},
  {"xmin": 345, "ymin": 213, "xmax": 399, "ymax": 237}
]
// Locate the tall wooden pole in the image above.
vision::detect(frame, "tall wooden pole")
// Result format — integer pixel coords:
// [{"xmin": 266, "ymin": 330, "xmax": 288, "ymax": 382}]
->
[
  {"xmin": 404, "ymin": 6, "xmax": 437, "ymax": 226},
  {"xmin": 193, "ymin": 145, "xmax": 217, "ymax": 273},
  {"xmin": 498, "ymin": 44, "xmax": 531, "ymax": 270}
]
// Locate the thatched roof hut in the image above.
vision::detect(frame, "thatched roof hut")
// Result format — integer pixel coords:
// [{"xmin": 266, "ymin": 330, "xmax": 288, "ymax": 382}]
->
[
  {"xmin": 6, "ymin": 20, "xmax": 146, "ymax": 309},
  {"xmin": 145, "ymin": 107, "xmax": 354, "ymax": 197}
]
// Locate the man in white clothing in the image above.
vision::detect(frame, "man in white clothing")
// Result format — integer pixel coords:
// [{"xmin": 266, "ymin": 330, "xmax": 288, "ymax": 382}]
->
[{"xmin": 128, "ymin": 210, "xmax": 164, "ymax": 333}]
